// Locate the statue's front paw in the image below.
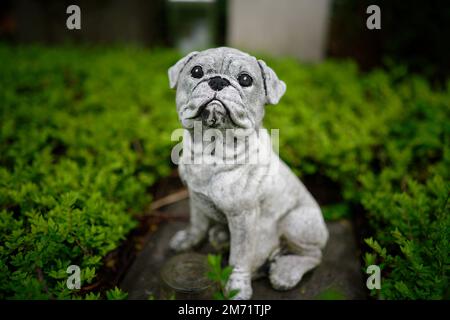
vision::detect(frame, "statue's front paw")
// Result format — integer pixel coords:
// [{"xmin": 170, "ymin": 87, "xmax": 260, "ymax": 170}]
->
[
  {"xmin": 169, "ymin": 229, "xmax": 198, "ymax": 252},
  {"xmin": 226, "ymin": 271, "xmax": 252, "ymax": 300}
]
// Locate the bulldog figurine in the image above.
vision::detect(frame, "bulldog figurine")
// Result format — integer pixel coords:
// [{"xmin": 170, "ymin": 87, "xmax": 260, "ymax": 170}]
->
[{"xmin": 168, "ymin": 47, "xmax": 328, "ymax": 300}]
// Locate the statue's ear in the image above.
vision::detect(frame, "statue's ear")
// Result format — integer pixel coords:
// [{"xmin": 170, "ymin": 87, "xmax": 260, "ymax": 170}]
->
[
  {"xmin": 168, "ymin": 51, "xmax": 199, "ymax": 89},
  {"xmin": 258, "ymin": 59, "xmax": 286, "ymax": 105}
]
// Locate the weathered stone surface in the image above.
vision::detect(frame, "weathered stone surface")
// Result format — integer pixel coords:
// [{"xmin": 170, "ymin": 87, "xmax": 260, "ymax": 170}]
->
[
  {"xmin": 120, "ymin": 199, "xmax": 367, "ymax": 300},
  {"xmin": 168, "ymin": 47, "xmax": 329, "ymax": 299}
]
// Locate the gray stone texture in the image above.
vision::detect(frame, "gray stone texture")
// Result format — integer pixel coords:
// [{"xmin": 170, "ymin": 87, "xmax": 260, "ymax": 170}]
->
[{"xmin": 167, "ymin": 47, "xmax": 328, "ymax": 299}]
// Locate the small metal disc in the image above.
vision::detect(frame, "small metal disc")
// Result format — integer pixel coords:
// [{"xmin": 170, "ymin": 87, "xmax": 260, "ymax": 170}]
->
[{"xmin": 160, "ymin": 253, "xmax": 213, "ymax": 293}]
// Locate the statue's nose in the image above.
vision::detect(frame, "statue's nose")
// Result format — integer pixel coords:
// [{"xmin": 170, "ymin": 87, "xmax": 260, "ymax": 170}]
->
[{"xmin": 208, "ymin": 76, "xmax": 230, "ymax": 91}]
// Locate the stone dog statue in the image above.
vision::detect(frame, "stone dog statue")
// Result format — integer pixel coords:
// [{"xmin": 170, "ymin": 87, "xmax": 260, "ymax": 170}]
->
[{"xmin": 167, "ymin": 47, "xmax": 328, "ymax": 299}]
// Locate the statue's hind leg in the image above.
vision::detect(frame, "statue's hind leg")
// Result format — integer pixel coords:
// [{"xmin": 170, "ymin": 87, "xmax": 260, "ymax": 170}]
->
[{"xmin": 269, "ymin": 206, "xmax": 328, "ymax": 291}]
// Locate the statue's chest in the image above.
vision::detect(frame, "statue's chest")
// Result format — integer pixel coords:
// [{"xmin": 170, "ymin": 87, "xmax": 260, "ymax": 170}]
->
[
  {"xmin": 180, "ymin": 162, "xmax": 259, "ymax": 213},
  {"xmin": 180, "ymin": 162, "xmax": 219, "ymax": 193}
]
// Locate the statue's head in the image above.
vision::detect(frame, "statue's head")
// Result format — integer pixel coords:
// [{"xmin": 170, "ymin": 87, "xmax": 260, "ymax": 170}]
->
[{"xmin": 168, "ymin": 47, "xmax": 286, "ymax": 130}]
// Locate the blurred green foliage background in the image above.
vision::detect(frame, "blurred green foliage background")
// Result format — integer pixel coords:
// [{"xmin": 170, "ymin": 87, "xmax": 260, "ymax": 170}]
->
[{"xmin": 0, "ymin": 45, "xmax": 449, "ymax": 299}]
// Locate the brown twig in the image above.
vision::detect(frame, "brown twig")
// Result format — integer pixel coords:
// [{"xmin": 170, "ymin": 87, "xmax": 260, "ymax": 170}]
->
[
  {"xmin": 36, "ymin": 267, "xmax": 52, "ymax": 298},
  {"xmin": 80, "ymin": 281, "xmax": 101, "ymax": 292},
  {"xmin": 146, "ymin": 188, "xmax": 189, "ymax": 213},
  {"xmin": 148, "ymin": 210, "xmax": 189, "ymax": 221}
]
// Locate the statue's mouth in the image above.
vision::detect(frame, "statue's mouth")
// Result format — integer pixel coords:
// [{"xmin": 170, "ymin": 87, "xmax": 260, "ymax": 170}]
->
[
  {"xmin": 200, "ymin": 100, "xmax": 227, "ymax": 128},
  {"xmin": 186, "ymin": 98, "xmax": 224, "ymax": 119},
  {"xmin": 183, "ymin": 96, "xmax": 253, "ymax": 129}
]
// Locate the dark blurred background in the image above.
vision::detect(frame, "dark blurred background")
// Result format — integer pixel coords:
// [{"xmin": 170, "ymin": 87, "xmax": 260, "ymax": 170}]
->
[{"xmin": 0, "ymin": 0, "xmax": 449, "ymax": 82}]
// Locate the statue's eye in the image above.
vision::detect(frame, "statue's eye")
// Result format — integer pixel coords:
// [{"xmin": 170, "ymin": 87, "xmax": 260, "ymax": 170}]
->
[
  {"xmin": 191, "ymin": 66, "xmax": 204, "ymax": 79},
  {"xmin": 237, "ymin": 73, "xmax": 253, "ymax": 87}
]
